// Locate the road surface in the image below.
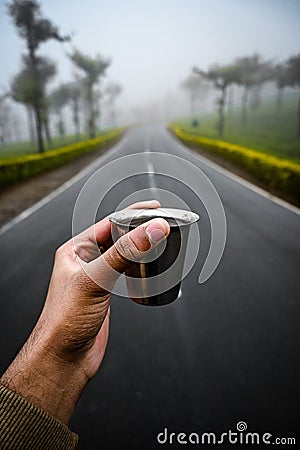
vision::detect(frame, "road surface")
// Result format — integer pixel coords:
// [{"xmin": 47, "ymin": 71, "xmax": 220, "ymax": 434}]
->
[{"xmin": 0, "ymin": 125, "xmax": 299, "ymax": 449}]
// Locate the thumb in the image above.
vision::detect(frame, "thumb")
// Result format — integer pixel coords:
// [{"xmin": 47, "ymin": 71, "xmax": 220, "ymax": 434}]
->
[{"xmin": 82, "ymin": 218, "xmax": 170, "ymax": 292}]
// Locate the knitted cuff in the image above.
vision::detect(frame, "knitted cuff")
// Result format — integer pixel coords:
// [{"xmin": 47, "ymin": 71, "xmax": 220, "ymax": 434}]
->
[{"xmin": 0, "ymin": 384, "xmax": 78, "ymax": 450}]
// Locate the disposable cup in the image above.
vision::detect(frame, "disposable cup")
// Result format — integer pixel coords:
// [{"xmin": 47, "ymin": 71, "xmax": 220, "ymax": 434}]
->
[{"xmin": 109, "ymin": 208, "xmax": 199, "ymax": 306}]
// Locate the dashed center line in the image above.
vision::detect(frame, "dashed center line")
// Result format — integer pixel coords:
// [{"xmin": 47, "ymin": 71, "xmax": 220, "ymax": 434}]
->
[{"xmin": 145, "ymin": 149, "xmax": 158, "ymax": 194}]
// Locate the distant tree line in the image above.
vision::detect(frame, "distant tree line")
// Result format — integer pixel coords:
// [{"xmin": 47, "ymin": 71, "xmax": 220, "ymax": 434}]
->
[
  {"xmin": 0, "ymin": 0, "xmax": 122, "ymax": 152},
  {"xmin": 182, "ymin": 53, "xmax": 300, "ymax": 138}
]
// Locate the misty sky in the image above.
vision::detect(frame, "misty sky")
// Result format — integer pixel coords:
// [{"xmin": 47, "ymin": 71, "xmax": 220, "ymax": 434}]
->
[{"xmin": 1, "ymin": 0, "xmax": 300, "ymax": 118}]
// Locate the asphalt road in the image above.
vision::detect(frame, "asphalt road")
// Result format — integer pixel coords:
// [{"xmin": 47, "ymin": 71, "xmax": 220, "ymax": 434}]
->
[{"xmin": 0, "ymin": 125, "xmax": 299, "ymax": 449}]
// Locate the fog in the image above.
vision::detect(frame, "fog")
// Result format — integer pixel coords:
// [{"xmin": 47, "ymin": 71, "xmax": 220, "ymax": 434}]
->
[{"xmin": 0, "ymin": 0, "xmax": 300, "ymax": 138}]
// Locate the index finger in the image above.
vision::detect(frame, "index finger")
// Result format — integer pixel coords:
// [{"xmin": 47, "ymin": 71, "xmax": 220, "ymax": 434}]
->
[
  {"xmin": 124, "ymin": 200, "xmax": 161, "ymax": 210},
  {"xmin": 71, "ymin": 200, "xmax": 161, "ymax": 261}
]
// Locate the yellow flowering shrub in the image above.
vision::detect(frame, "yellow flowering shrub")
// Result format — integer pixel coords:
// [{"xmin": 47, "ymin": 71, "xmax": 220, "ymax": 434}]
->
[
  {"xmin": 0, "ymin": 129, "xmax": 124, "ymax": 187},
  {"xmin": 169, "ymin": 124, "xmax": 300, "ymax": 201}
]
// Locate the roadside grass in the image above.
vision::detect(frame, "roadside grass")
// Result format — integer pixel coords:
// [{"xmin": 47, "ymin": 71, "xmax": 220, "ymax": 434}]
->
[
  {"xmin": 0, "ymin": 132, "xmax": 100, "ymax": 159},
  {"xmin": 0, "ymin": 128, "xmax": 125, "ymax": 187},
  {"xmin": 176, "ymin": 94, "xmax": 300, "ymax": 162}
]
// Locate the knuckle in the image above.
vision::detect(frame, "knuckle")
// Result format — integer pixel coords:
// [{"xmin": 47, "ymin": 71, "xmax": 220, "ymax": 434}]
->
[
  {"xmin": 54, "ymin": 243, "xmax": 70, "ymax": 263},
  {"xmin": 73, "ymin": 268, "xmax": 109, "ymax": 298},
  {"xmin": 54, "ymin": 245, "xmax": 63, "ymax": 260},
  {"xmin": 115, "ymin": 234, "xmax": 141, "ymax": 262}
]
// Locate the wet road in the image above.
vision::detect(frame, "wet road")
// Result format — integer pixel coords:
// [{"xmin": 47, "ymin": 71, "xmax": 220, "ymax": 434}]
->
[{"xmin": 0, "ymin": 125, "xmax": 299, "ymax": 449}]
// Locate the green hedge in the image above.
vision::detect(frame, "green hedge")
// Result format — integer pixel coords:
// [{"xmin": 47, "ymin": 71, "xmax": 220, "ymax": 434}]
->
[
  {"xmin": 0, "ymin": 129, "xmax": 124, "ymax": 187},
  {"xmin": 169, "ymin": 124, "xmax": 300, "ymax": 203}
]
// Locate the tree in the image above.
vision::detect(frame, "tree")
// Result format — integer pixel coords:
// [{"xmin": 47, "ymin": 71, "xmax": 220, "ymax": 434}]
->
[
  {"xmin": 67, "ymin": 82, "xmax": 82, "ymax": 138},
  {"xmin": 273, "ymin": 63, "xmax": 289, "ymax": 111},
  {"xmin": 194, "ymin": 63, "xmax": 238, "ymax": 137},
  {"xmin": 38, "ymin": 57, "xmax": 56, "ymax": 145},
  {"xmin": 69, "ymin": 49, "xmax": 110, "ymax": 138},
  {"xmin": 49, "ymin": 84, "xmax": 71, "ymax": 137},
  {"xmin": 11, "ymin": 65, "xmax": 36, "ymax": 142},
  {"xmin": 233, "ymin": 54, "xmax": 273, "ymax": 125},
  {"xmin": 249, "ymin": 62, "xmax": 273, "ymax": 111},
  {"xmin": 285, "ymin": 53, "xmax": 300, "ymax": 137},
  {"xmin": 11, "ymin": 56, "xmax": 56, "ymax": 145},
  {"xmin": 8, "ymin": 0, "xmax": 69, "ymax": 152},
  {"xmin": 104, "ymin": 82, "xmax": 122, "ymax": 127},
  {"xmin": 0, "ymin": 93, "xmax": 10, "ymax": 143},
  {"xmin": 181, "ymin": 74, "xmax": 207, "ymax": 123},
  {"xmin": 93, "ymin": 87, "xmax": 102, "ymax": 130}
]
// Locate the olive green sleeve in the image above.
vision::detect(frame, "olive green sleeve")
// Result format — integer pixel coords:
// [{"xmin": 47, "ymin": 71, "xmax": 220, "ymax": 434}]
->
[{"xmin": 0, "ymin": 384, "xmax": 78, "ymax": 450}]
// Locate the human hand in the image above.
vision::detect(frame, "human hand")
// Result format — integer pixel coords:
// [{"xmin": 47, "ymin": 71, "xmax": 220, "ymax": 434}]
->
[{"xmin": 1, "ymin": 200, "xmax": 170, "ymax": 424}]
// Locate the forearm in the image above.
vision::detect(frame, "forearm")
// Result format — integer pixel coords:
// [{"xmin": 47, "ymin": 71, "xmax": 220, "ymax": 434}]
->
[{"xmin": 0, "ymin": 321, "xmax": 88, "ymax": 425}]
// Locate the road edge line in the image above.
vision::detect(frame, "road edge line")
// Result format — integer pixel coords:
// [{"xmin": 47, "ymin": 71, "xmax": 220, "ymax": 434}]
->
[
  {"xmin": 164, "ymin": 128, "xmax": 300, "ymax": 216},
  {"xmin": 0, "ymin": 137, "xmax": 128, "ymax": 237}
]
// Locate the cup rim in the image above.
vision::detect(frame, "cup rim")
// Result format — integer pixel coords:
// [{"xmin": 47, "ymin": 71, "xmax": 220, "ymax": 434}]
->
[{"xmin": 109, "ymin": 207, "xmax": 200, "ymax": 227}]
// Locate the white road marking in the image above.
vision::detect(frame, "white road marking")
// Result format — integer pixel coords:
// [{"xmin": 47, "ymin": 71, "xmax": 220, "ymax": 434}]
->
[
  {"xmin": 162, "ymin": 128, "xmax": 300, "ymax": 216},
  {"xmin": 147, "ymin": 162, "xmax": 155, "ymax": 174},
  {"xmin": 0, "ymin": 137, "xmax": 128, "ymax": 237},
  {"xmin": 2, "ymin": 125, "xmax": 298, "ymax": 238},
  {"xmin": 145, "ymin": 149, "xmax": 158, "ymax": 193}
]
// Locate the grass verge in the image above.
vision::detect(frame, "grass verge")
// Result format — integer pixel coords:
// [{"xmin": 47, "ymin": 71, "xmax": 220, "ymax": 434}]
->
[
  {"xmin": 176, "ymin": 95, "xmax": 300, "ymax": 161},
  {"xmin": 0, "ymin": 128, "xmax": 124, "ymax": 188},
  {"xmin": 169, "ymin": 124, "xmax": 300, "ymax": 206},
  {"xmin": 0, "ymin": 133, "xmax": 93, "ymax": 159}
]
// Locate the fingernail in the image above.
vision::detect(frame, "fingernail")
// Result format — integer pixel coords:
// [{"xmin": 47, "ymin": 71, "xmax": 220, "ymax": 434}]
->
[
  {"xmin": 145, "ymin": 219, "xmax": 169, "ymax": 244},
  {"xmin": 148, "ymin": 228, "xmax": 166, "ymax": 244}
]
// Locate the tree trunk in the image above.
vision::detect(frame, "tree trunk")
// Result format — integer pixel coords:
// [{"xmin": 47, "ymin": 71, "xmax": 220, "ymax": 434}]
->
[
  {"xmin": 190, "ymin": 93, "xmax": 196, "ymax": 118},
  {"xmin": 227, "ymin": 86, "xmax": 233, "ymax": 114},
  {"xmin": 97, "ymin": 100, "xmax": 101, "ymax": 131},
  {"xmin": 88, "ymin": 85, "xmax": 96, "ymax": 138},
  {"xmin": 43, "ymin": 111, "xmax": 52, "ymax": 146},
  {"xmin": 26, "ymin": 106, "xmax": 35, "ymax": 143},
  {"xmin": 33, "ymin": 103, "xmax": 44, "ymax": 152},
  {"xmin": 0, "ymin": 121, "xmax": 4, "ymax": 144},
  {"xmin": 297, "ymin": 94, "xmax": 300, "ymax": 138},
  {"xmin": 72, "ymin": 98, "xmax": 80, "ymax": 139},
  {"xmin": 97, "ymin": 94, "xmax": 101, "ymax": 132},
  {"xmin": 276, "ymin": 86, "xmax": 283, "ymax": 111},
  {"xmin": 251, "ymin": 84, "xmax": 262, "ymax": 111},
  {"xmin": 241, "ymin": 85, "xmax": 249, "ymax": 126},
  {"xmin": 29, "ymin": 50, "xmax": 44, "ymax": 153},
  {"xmin": 58, "ymin": 110, "xmax": 65, "ymax": 137},
  {"xmin": 217, "ymin": 86, "xmax": 227, "ymax": 137}
]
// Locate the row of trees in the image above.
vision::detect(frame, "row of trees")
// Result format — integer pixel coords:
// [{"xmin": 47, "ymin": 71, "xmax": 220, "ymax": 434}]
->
[
  {"xmin": 3, "ymin": 0, "xmax": 122, "ymax": 152},
  {"xmin": 182, "ymin": 53, "xmax": 300, "ymax": 137}
]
